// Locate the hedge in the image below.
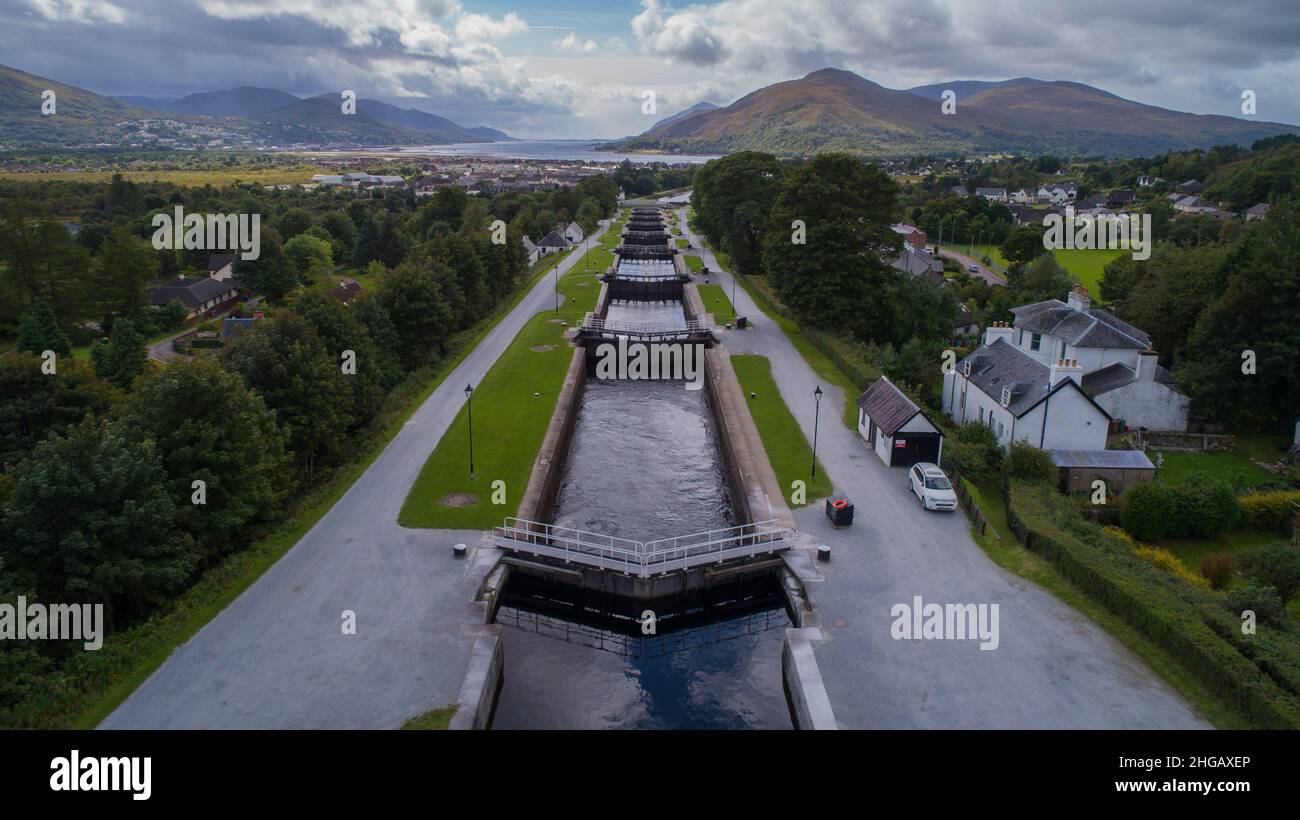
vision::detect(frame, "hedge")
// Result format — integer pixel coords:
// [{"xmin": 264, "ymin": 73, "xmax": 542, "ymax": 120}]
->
[
  {"xmin": 1007, "ymin": 480, "xmax": 1300, "ymax": 728},
  {"xmin": 1238, "ymin": 490, "xmax": 1300, "ymax": 532}
]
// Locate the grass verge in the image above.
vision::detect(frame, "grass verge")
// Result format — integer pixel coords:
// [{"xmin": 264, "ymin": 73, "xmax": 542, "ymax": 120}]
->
[
  {"xmin": 697, "ymin": 283, "xmax": 735, "ymax": 321},
  {"xmin": 731, "ymin": 355, "xmax": 832, "ymax": 505},
  {"xmin": 400, "ymin": 705, "xmax": 457, "ymax": 730}
]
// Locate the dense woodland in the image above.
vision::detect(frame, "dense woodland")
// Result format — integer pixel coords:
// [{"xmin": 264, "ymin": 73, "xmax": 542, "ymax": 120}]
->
[{"xmin": 0, "ymin": 168, "xmax": 626, "ymax": 723}]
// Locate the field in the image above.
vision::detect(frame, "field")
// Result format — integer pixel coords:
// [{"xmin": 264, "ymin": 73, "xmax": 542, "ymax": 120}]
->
[
  {"xmin": 941, "ymin": 243, "xmax": 1125, "ymax": 298},
  {"xmin": 730, "ymin": 355, "xmax": 831, "ymax": 506}
]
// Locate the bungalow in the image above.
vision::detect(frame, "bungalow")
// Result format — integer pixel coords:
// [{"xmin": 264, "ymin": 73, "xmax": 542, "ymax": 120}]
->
[
  {"xmin": 208, "ymin": 253, "xmax": 235, "ymax": 281},
  {"xmin": 857, "ymin": 376, "xmax": 944, "ymax": 467},
  {"xmin": 536, "ymin": 230, "xmax": 568, "ymax": 253},
  {"xmin": 1175, "ymin": 179, "xmax": 1204, "ymax": 195},
  {"xmin": 975, "ymin": 187, "xmax": 1008, "ymax": 202},
  {"xmin": 891, "ymin": 223, "xmax": 928, "ymax": 249},
  {"xmin": 888, "ymin": 244, "xmax": 944, "ymax": 284},
  {"xmin": 562, "ymin": 221, "xmax": 584, "ymax": 244},
  {"xmin": 1246, "ymin": 202, "xmax": 1270, "ymax": 221},
  {"xmin": 149, "ymin": 274, "xmax": 242, "ymax": 320},
  {"xmin": 1106, "ymin": 189, "xmax": 1136, "ymax": 208}
]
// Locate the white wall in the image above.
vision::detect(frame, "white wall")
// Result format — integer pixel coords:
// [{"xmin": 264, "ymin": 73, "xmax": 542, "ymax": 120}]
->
[
  {"xmin": 1036, "ymin": 387, "xmax": 1109, "ymax": 449},
  {"xmin": 1096, "ymin": 381, "xmax": 1189, "ymax": 431}
]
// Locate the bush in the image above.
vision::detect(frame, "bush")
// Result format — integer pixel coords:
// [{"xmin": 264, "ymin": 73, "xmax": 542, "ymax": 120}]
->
[
  {"xmin": 1135, "ymin": 545, "xmax": 1212, "ymax": 589},
  {"xmin": 1002, "ymin": 440, "xmax": 1057, "ymax": 484},
  {"xmin": 1176, "ymin": 472, "xmax": 1241, "ymax": 538},
  {"xmin": 1223, "ymin": 584, "xmax": 1286, "ymax": 626},
  {"xmin": 1120, "ymin": 481, "xmax": 1179, "ymax": 540},
  {"xmin": 945, "ymin": 422, "xmax": 1002, "ymax": 482},
  {"xmin": 1238, "ymin": 490, "xmax": 1300, "ymax": 532},
  {"xmin": 1238, "ymin": 543, "xmax": 1300, "ymax": 604},
  {"xmin": 1200, "ymin": 553, "xmax": 1235, "ymax": 590}
]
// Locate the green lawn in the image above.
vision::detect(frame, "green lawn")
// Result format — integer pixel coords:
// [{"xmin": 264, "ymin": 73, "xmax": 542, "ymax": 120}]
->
[
  {"xmin": 1152, "ymin": 449, "xmax": 1275, "ymax": 489},
  {"xmin": 697, "ymin": 283, "xmax": 735, "ymax": 321},
  {"xmin": 398, "ymin": 214, "xmax": 624, "ymax": 529},
  {"xmin": 730, "ymin": 355, "xmax": 832, "ymax": 506},
  {"xmin": 1052, "ymin": 248, "xmax": 1126, "ymax": 297},
  {"xmin": 683, "ymin": 255, "xmax": 704, "ymax": 273}
]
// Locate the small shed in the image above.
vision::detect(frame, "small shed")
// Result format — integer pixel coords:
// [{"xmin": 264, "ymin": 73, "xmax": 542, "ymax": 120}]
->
[
  {"xmin": 1048, "ymin": 449, "xmax": 1155, "ymax": 494},
  {"xmin": 857, "ymin": 377, "xmax": 943, "ymax": 467}
]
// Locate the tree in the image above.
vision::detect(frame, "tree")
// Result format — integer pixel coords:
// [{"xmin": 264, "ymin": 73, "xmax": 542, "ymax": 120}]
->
[
  {"xmin": 0, "ymin": 198, "xmax": 92, "ymax": 328},
  {"xmin": 220, "ymin": 313, "xmax": 353, "ymax": 476},
  {"xmin": 1239, "ymin": 543, "xmax": 1300, "ymax": 605},
  {"xmin": 15, "ymin": 301, "xmax": 71, "ymax": 356},
  {"xmin": 233, "ymin": 230, "xmax": 298, "ymax": 301},
  {"xmin": 91, "ymin": 227, "xmax": 157, "ymax": 325},
  {"xmin": 282, "ymin": 234, "xmax": 334, "ymax": 283},
  {"xmin": 375, "ymin": 258, "xmax": 454, "ymax": 371},
  {"xmin": 1000, "ymin": 224, "xmax": 1049, "ymax": 268},
  {"xmin": 694, "ymin": 152, "xmax": 785, "ymax": 275},
  {"xmin": 91, "ymin": 317, "xmax": 147, "ymax": 390},
  {"xmin": 1176, "ymin": 200, "xmax": 1300, "ymax": 428},
  {"xmin": 116, "ymin": 358, "xmax": 291, "ymax": 560},
  {"xmin": 762, "ymin": 153, "xmax": 901, "ymax": 341},
  {"xmin": 320, "ymin": 211, "xmax": 359, "ymax": 264},
  {"xmin": 0, "ymin": 353, "xmax": 116, "ymax": 469},
  {"xmin": 1120, "ymin": 481, "xmax": 1179, "ymax": 540},
  {"xmin": 1003, "ymin": 440, "xmax": 1058, "ymax": 483},
  {"xmin": 1175, "ymin": 472, "xmax": 1241, "ymax": 538},
  {"xmin": 1010, "ymin": 254, "xmax": 1075, "ymax": 303},
  {"xmin": 1, "ymin": 417, "xmax": 200, "ymax": 629},
  {"xmin": 291, "ymin": 291, "xmax": 388, "ymax": 425},
  {"xmin": 275, "ymin": 208, "xmax": 314, "ymax": 240}
]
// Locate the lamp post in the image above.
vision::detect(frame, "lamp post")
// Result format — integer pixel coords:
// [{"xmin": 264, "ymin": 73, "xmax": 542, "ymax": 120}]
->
[
  {"xmin": 554, "ymin": 264, "xmax": 559, "ymax": 315},
  {"xmin": 811, "ymin": 385, "xmax": 823, "ymax": 477},
  {"xmin": 464, "ymin": 383, "xmax": 475, "ymax": 479}
]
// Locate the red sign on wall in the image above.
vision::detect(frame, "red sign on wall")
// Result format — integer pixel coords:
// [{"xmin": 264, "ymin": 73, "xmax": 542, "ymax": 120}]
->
[{"xmin": 895, "ymin": 440, "xmax": 907, "ymax": 448}]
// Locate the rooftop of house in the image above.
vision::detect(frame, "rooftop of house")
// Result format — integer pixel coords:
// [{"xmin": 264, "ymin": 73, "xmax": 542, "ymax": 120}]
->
[
  {"xmin": 1081, "ymin": 360, "xmax": 1174, "ymax": 396},
  {"xmin": 1048, "ymin": 449, "xmax": 1154, "ymax": 469},
  {"xmin": 208, "ymin": 253, "xmax": 235, "ymax": 272},
  {"xmin": 537, "ymin": 230, "xmax": 568, "ymax": 248},
  {"xmin": 1011, "ymin": 294, "xmax": 1151, "ymax": 350},
  {"xmin": 149, "ymin": 275, "xmax": 241, "ymax": 309},
  {"xmin": 956, "ymin": 338, "xmax": 1053, "ymax": 417},
  {"xmin": 856, "ymin": 376, "xmax": 924, "ymax": 437}
]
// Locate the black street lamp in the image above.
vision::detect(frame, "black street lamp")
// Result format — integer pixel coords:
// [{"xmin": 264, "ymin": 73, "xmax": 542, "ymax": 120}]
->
[
  {"xmin": 811, "ymin": 385, "xmax": 823, "ymax": 477},
  {"xmin": 464, "ymin": 383, "xmax": 475, "ymax": 479}
]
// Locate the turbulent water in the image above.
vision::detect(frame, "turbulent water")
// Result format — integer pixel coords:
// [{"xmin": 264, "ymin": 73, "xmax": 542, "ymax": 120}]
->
[{"xmin": 491, "ymin": 298, "xmax": 792, "ymax": 730}]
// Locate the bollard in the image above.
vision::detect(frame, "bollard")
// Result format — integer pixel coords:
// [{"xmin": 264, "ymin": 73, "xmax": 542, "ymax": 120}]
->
[
  {"xmin": 817, "ymin": 545, "xmax": 831, "ymax": 562},
  {"xmin": 453, "ymin": 543, "xmax": 468, "ymax": 558}
]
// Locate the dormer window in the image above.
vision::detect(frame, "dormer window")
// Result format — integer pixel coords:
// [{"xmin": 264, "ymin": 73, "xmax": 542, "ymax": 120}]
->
[
  {"xmin": 963, "ymin": 359, "xmax": 972, "ymax": 376},
  {"xmin": 1030, "ymin": 333, "xmax": 1042, "ymax": 351},
  {"xmin": 1000, "ymin": 386, "xmax": 1012, "ymax": 407}
]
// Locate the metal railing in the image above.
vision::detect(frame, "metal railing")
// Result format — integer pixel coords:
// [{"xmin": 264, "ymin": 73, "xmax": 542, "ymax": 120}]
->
[
  {"xmin": 580, "ymin": 317, "xmax": 709, "ymax": 338},
  {"xmin": 493, "ymin": 517, "xmax": 791, "ymax": 576}
]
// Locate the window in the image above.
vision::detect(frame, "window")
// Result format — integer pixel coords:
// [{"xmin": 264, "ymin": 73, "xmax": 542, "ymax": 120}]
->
[
  {"xmin": 1030, "ymin": 333, "xmax": 1042, "ymax": 351},
  {"xmin": 998, "ymin": 421, "xmax": 1004, "ymax": 437},
  {"xmin": 979, "ymin": 407, "xmax": 985, "ymax": 422},
  {"xmin": 1017, "ymin": 329, "xmax": 1023, "ymax": 345},
  {"xmin": 1059, "ymin": 340, "xmax": 1067, "ymax": 359},
  {"xmin": 925, "ymin": 476, "xmax": 952, "ymax": 490}
]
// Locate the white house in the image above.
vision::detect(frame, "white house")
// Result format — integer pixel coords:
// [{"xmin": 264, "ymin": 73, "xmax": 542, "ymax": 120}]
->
[
  {"xmin": 562, "ymin": 221, "xmax": 584, "ymax": 244},
  {"xmin": 522, "ymin": 237, "xmax": 542, "ymax": 266},
  {"xmin": 941, "ymin": 328, "xmax": 1111, "ymax": 451},
  {"xmin": 950, "ymin": 285, "xmax": 1190, "ymax": 432},
  {"xmin": 975, "ymin": 187, "xmax": 1008, "ymax": 202},
  {"xmin": 857, "ymin": 377, "xmax": 944, "ymax": 467}
]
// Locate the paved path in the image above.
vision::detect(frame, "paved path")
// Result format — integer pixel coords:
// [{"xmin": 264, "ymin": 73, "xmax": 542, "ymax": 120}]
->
[
  {"xmin": 679, "ymin": 207, "xmax": 1207, "ymax": 729},
  {"xmin": 104, "ymin": 222, "xmax": 611, "ymax": 729},
  {"xmin": 936, "ymin": 246, "xmax": 1007, "ymax": 286}
]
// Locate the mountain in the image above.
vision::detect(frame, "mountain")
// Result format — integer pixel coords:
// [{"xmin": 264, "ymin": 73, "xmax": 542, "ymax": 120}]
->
[
  {"xmin": 0, "ymin": 63, "xmax": 155, "ymax": 148},
  {"xmin": 160, "ymin": 86, "xmax": 301, "ymax": 116},
  {"xmin": 609, "ymin": 68, "xmax": 1300, "ymax": 158},
  {"xmin": 468, "ymin": 126, "xmax": 513, "ymax": 141},
  {"xmin": 0, "ymin": 64, "xmax": 505, "ymax": 148},
  {"xmin": 351, "ymin": 98, "xmax": 489, "ymax": 142},
  {"xmin": 647, "ymin": 101, "xmax": 720, "ymax": 133}
]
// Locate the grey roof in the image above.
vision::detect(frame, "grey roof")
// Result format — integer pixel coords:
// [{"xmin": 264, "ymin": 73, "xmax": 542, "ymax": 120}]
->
[
  {"xmin": 208, "ymin": 253, "xmax": 235, "ymax": 273},
  {"xmin": 956, "ymin": 339, "xmax": 1051, "ymax": 416},
  {"xmin": 1048, "ymin": 449, "xmax": 1155, "ymax": 469},
  {"xmin": 1081, "ymin": 361, "xmax": 1174, "ymax": 396},
  {"xmin": 857, "ymin": 376, "xmax": 929, "ymax": 437},
  {"xmin": 1011, "ymin": 299, "xmax": 1151, "ymax": 349},
  {"xmin": 888, "ymin": 245, "xmax": 944, "ymax": 282},
  {"xmin": 537, "ymin": 230, "xmax": 568, "ymax": 248},
  {"xmin": 149, "ymin": 275, "xmax": 241, "ymax": 309},
  {"xmin": 220, "ymin": 317, "xmax": 259, "ymax": 341}
]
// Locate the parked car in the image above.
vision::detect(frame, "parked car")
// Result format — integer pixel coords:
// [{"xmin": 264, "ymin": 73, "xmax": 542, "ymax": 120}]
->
[
  {"xmin": 967, "ymin": 264, "xmax": 980, "ymax": 273},
  {"xmin": 908, "ymin": 462, "xmax": 958, "ymax": 511}
]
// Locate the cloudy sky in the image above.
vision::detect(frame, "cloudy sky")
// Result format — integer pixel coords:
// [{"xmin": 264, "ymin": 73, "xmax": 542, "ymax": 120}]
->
[{"xmin": 3, "ymin": 0, "xmax": 1299, "ymax": 138}]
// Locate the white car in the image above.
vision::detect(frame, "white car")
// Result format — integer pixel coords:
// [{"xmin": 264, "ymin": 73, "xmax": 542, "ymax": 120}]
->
[{"xmin": 908, "ymin": 462, "xmax": 958, "ymax": 512}]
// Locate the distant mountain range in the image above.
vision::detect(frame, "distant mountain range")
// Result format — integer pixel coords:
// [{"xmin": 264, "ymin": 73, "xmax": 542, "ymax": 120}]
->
[
  {"xmin": 609, "ymin": 68, "xmax": 1300, "ymax": 158},
  {"xmin": 648, "ymin": 101, "xmax": 720, "ymax": 132},
  {"xmin": 0, "ymin": 64, "xmax": 511, "ymax": 149}
]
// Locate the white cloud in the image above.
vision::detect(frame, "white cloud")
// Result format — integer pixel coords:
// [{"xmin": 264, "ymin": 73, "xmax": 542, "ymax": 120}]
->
[
  {"xmin": 553, "ymin": 31, "xmax": 598, "ymax": 52},
  {"xmin": 26, "ymin": 0, "xmax": 127, "ymax": 24}
]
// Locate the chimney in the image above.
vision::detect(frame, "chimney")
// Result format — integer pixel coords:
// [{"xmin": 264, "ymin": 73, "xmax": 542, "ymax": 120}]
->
[
  {"xmin": 1137, "ymin": 349, "xmax": 1158, "ymax": 382},
  {"xmin": 983, "ymin": 320, "xmax": 1014, "ymax": 347},
  {"xmin": 1066, "ymin": 285, "xmax": 1091, "ymax": 311},
  {"xmin": 1050, "ymin": 357, "xmax": 1083, "ymax": 388}
]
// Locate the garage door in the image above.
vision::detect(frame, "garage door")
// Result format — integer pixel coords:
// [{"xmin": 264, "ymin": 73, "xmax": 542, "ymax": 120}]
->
[{"xmin": 890, "ymin": 433, "xmax": 941, "ymax": 467}]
